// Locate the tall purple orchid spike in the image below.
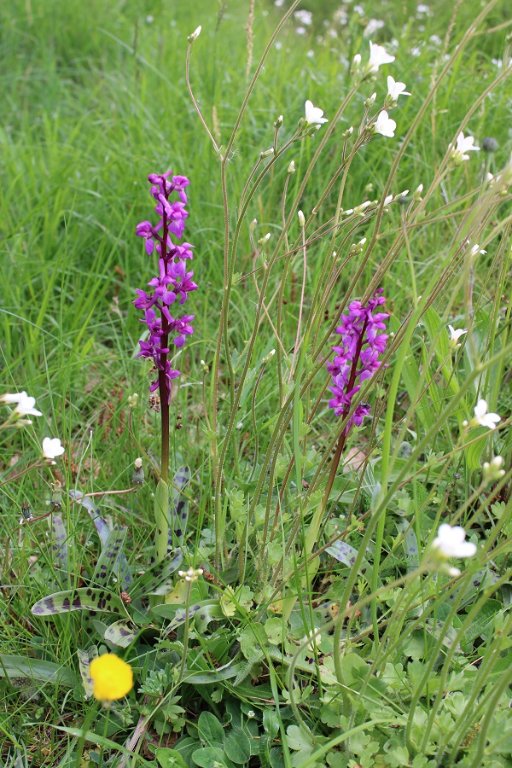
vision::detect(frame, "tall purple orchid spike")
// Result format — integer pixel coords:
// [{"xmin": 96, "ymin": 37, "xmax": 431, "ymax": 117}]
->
[
  {"xmin": 134, "ymin": 171, "xmax": 196, "ymax": 487},
  {"xmin": 134, "ymin": 171, "xmax": 196, "ymax": 400},
  {"xmin": 327, "ymin": 291, "xmax": 388, "ymax": 429}
]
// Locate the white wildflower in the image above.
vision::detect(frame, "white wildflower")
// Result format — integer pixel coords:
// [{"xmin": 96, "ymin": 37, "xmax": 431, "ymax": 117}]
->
[
  {"xmin": 450, "ymin": 132, "xmax": 480, "ymax": 163},
  {"xmin": 42, "ymin": 437, "xmax": 65, "ymax": 460},
  {"xmin": 368, "ymin": 42, "xmax": 395, "ymax": 73},
  {"xmin": 304, "ymin": 100, "xmax": 328, "ymax": 128},
  {"xmin": 469, "ymin": 400, "xmax": 501, "ymax": 430},
  {"xmin": 386, "ymin": 75, "xmax": 411, "ymax": 104},
  {"xmin": 448, "ymin": 325, "xmax": 467, "ymax": 348},
  {"xmin": 1, "ymin": 391, "xmax": 42, "ymax": 418},
  {"xmin": 294, "ymin": 9, "xmax": 312, "ymax": 26},
  {"xmin": 178, "ymin": 567, "xmax": 204, "ymax": 583},
  {"xmin": 432, "ymin": 524, "xmax": 477, "ymax": 559},
  {"xmin": 363, "ymin": 19, "xmax": 385, "ymax": 37},
  {"xmin": 374, "ymin": 110, "xmax": 396, "ymax": 137}
]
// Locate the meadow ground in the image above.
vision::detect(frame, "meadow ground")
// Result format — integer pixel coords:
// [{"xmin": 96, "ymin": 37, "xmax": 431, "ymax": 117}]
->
[{"xmin": 1, "ymin": 0, "xmax": 511, "ymax": 766}]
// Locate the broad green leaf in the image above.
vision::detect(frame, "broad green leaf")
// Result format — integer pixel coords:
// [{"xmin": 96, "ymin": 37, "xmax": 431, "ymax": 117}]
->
[
  {"xmin": 326, "ymin": 540, "xmax": 367, "ymax": 572},
  {"xmin": 224, "ymin": 728, "xmax": 252, "ymax": 764},
  {"xmin": 31, "ymin": 588, "xmax": 124, "ymax": 616},
  {"xmin": 0, "ymin": 654, "xmax": 77, "ymax": 687},
  {"xmin": 194, "ymin": 603, "xmax": 224, "ymax": 633},
  {"xmin": 238, "ymin": 623, "xmax": 267, "ymax": 660},
  {"xmin": 198, "ymin": 711, "xmax": 225, "ymax": 745}
]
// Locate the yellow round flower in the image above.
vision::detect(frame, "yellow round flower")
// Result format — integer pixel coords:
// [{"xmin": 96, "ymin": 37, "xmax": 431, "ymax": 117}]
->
[{"xmin": 89, "ymin": 653, "xmax": 133, "ymax": 702}]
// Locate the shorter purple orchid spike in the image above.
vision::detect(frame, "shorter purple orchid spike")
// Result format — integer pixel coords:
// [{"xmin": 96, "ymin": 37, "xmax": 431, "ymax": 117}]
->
[{"xmin": 327, "ymin": 291, "xmax": 388, "ymax": 428}]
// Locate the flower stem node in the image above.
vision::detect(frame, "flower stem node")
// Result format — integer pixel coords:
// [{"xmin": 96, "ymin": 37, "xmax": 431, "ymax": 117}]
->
[{"xmin": 89, "ymin": 653, "xmax": 134, "ymax": 703}]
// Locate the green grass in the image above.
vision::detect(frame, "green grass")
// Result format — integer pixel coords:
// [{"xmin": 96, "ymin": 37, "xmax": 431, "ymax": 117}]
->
[{"xmin": 1, "ymin": 0, "xmax": 512, "ymax": 766}]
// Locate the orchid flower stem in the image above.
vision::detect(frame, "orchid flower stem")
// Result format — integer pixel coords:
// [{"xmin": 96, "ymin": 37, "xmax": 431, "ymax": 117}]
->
[{"xmin": 178, "ymin": 581, "xmax": 192, "ymax": 684}]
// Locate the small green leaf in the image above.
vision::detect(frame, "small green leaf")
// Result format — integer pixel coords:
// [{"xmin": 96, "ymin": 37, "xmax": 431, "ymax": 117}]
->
[
  {"xmin": 192, "ymin": 746, "xmax": 227, "ymax": 768},
  {"xmin": 155, "ymin": 748, "xmax": 189, "ymax": 768},
  {"xmin": 224, "ymin": 728, "xmax": 251, "ymax": 764},
  {"xmin": 263, "ymin": 710, "xmax": 280, "ymax": 738}
]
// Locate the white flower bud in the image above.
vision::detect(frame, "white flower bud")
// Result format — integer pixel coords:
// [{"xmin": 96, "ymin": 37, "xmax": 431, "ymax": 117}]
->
[
  {"xmin": 287, "ymin": 160, "xmax": 296, "ymax": 174},
  {"xmin": 298, "ymin": 210, "xmax": 306, "ymax": 227},
  {"xmin": 482, "ymin": 456, "xmax": 505, "ymax": 482},
  {"xmin": 188, "ymin": 25, "xmax": 202, "ymax": 43}
]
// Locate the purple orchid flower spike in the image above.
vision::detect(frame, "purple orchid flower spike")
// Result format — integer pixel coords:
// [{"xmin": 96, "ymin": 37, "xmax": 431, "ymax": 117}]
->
[
  {"xmin": 134, "ymin": 171, "xmax": 196, "ymax": 401},
  {"xmin": 327, "ymin": 291, "xmax": 389, "ymax": 429}
]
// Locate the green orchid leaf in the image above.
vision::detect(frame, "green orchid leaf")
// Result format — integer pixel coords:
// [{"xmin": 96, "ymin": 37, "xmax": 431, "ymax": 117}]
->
[
  {"xmin": 91, "ymin": 526, "xmax": 128, "ymax": 588},
  {"xmin": 104, "ymin": 620, "xmax": 137, "ymax": 648},
  {"xmin": 77, "ymin": 647, "xmax": 97, "ymax": 698},
  {"xmin": 170, "ymin": 466, "xmax": 190, "ymax": 547},
  {"xmin": 0, "ymin": 654, "xmax": 78, "ymax": 687},
  {"xmin": 50, "ymin": 514, "xmax": 68, "ymax": 573},
  {"xmin": 132, "ymin": 549, "xmax": 183, "ymax": 597}
]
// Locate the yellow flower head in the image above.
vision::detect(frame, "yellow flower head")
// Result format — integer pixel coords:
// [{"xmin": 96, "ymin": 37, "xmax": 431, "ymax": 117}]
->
[{"xmin": 89, "ymin": 653, "xmax": 133, "ymax": 702}]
